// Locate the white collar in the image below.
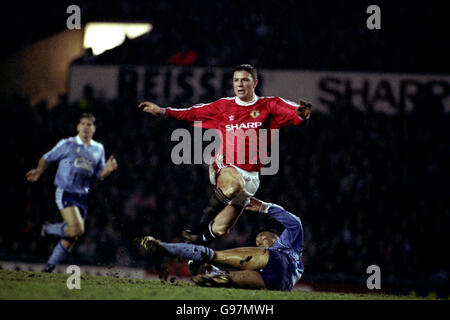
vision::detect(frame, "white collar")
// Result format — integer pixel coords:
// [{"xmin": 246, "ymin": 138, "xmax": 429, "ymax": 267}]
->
[
  {"xmin": 76, "ymin": 135, "xmax": 92, "ymax": 146},
  {"xmin": 235, "ymin": 95, "xmax": 258, "ymax": 106}
]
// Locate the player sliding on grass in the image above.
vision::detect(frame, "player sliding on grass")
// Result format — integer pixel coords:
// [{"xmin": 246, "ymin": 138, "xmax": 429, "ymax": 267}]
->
[
  {"xmin": 138, "ymin": 64, "xmax": 311, "ymax": 252},
  {"xmin": 139, "ymin": 197, "xmax": 304, "ymax": 291},
  {"xmin": 26, "ymin": 113, "xmax": 118, "ymax": 272}
]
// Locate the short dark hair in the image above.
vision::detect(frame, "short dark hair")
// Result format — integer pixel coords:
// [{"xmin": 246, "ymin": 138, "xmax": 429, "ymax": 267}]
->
[
  {"xmin": 80, "ymin": 113, "xmax": 96, "ymax": 123},
  {"xmin": 233, "ymin": 64, "xmax": 258, "ymax": 80}
]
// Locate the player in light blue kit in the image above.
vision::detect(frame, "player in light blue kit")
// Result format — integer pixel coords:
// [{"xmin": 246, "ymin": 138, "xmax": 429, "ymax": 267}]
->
[
  {"xmin": 139, "ymin": 197, "xmax": 304, "ymax": 291},
  {"xmin": 26, "ymin": 113, "xmax": 118, "ymax": 272}
]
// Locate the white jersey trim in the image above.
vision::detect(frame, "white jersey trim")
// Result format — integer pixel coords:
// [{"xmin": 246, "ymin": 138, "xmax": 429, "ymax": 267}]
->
[
  {"xmin": 55, "ymin": 187, "xmax": 64, "ymax": 210},
  {"xmin": 167, "ymin": 100, "xmax": 218, "ymax": 111},
  {"xmin": 279, "ymin": 97, "xmax": 300, "ymax": 107},
  {"xmin": 259, "ymin": 96, "xmax": 300, "ymax": 108},
  {"xmin": 43, "ymin": 138, "xmax": 67, "ymax": 160},
  {"xmin": 75, "ymin": 135, "xmax": 104, "ymax": 150},
  {"xmin": 235, "ymin": 95, "xmax": 259, "ymax": 106}
]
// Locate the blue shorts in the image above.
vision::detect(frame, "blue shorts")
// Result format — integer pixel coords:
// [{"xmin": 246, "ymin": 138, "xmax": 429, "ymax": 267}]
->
[
  {"xmin": 55, "ymin": 187, "xmax": 88, "ymax": 219},
  {"xmin": 260, "ymin": 249, "xmax": 295, "ymax": 291}
]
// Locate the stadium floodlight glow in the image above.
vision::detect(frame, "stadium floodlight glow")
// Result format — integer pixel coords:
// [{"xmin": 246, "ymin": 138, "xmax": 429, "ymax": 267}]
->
[{"xmin": 83, "ymin": 22, "xmax": 152, "ymax": 55}]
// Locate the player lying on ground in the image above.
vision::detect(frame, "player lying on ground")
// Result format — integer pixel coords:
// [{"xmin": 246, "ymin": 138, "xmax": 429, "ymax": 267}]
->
[
  {"xmin": 139, "ymin": 198, "xmax": 304, "ymax": 291},
  {"xmin": 26, "ymin": 113, "xmax": 118, "ymax": 272},
  {"xmin": 138, "ymin": 64, "xmax": 311, "ymax": 251}
]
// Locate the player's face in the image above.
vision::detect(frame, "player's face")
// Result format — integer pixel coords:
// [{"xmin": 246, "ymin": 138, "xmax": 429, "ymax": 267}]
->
[
  {"xmin": 233, "ymin": 70, "xmax": 258, "ymax": 102},
  {"xmin": 77, "ymin": 118, "xmax": 96, "ymax": 141},
  {"xmin": 256, "ymin": 232, "xmax": 279, "ymax": 248}
]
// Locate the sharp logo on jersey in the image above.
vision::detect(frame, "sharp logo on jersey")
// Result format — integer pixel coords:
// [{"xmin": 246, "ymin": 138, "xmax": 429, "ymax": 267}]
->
[
  {"xmin": 74, "ymin": 157, "xmax": 94, "ymax": 172},
  {"xmin": 250, "ymin": 110, "xmax": 260, "ymax": 118},
  {"xmin": 225, "ymin": 122, "xmax": 263, "ymax": 131}
]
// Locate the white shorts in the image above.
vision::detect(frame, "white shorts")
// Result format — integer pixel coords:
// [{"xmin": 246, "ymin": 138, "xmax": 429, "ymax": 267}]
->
[{"xmin": 209, "ymin": 161, "xmax": 260, "ymax": 207}]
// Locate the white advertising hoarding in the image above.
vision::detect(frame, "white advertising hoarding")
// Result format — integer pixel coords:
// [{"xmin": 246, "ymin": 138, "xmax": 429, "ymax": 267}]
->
[{"xmin": 69, "ymin": 65, "xmax": 450, "ymax": 114}]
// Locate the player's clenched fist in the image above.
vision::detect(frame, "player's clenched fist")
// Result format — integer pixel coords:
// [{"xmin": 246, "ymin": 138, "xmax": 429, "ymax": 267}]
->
[
  {"xmin": 105, "ymin": 155, "xmax": 118, "ymax": 172},
  {"xmin": 297, "ymin": 99, "xmax": 312, "ymax": 120},
  {"xmin": 138, "ymin": 101, "xmax": 165, "ymax": 117}
]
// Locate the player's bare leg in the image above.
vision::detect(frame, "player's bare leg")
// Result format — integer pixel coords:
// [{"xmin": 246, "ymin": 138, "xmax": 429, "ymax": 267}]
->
[
  {"xmin": 41, "ymin": 206, "xmax": 84, "ymax": 272},
  {"xmin": 60, "ymin": 207, "xmax": 85, "ymax": 240},
  {"xmin": 182, "ymin": 166, "xmax": 246, "ymax": 244},
  {"xmin": 205, "ymin": 167, "xmax": 246, "ymax": 237},
  {"xmin": 181, "ymin": 189, "xmax": 227, "ymax": 243},
  {"xmin": 59, "ymin": 206, "xmax": 86, "ymax": 249},
  {"xmin": 216, "ymin": 167, "xmax": 246, "ymax": 199},
  {"xmin": 209, "ymin": 167, "xmax": 246, "ymax": 237},
  {"xmin": 214, "ymin": 247, "xmax": 269, "ymax": 269},
  {"xmin": 210, "ymin": 204, "xmax": 244, "ymax": 237},
  {"xmin": 227, "ymin": 270, "xmax": 266, "ymax": 289},
  {"xmin": 182, "ymin": 166, "xmax": 248, "ymax": 276},
  {"xmin": 192, "ymin": 247, "xmax": 268, "ymax": 289},
  {"xmin": 193, "ymin": 270, "xmax": 266, "ymax": 289}
]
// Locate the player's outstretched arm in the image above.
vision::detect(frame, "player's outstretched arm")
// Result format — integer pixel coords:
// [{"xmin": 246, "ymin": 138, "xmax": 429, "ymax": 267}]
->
[
  {"xmin": 246, "ymin": 197, "xmax": 301, "ymax": 236},
  {"xmin": 138, "ymin": 101, "xmax": 166, "ymax": 118},
  {"xmin": 245, "ymin": 197, "xmax": 271, "ymax": 213},
  {"xmin": 25, "ymin": 158, "xmax": 49, "ymax": 182},
  {"xmin": 98, "ymin": 155, "xmax": 118, "ymax": 179}
]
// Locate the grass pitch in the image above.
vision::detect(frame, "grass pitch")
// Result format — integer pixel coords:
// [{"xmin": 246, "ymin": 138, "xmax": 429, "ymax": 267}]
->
[{"xmin": 0, "ymin": 269, "xmax": 426, "ymax": 300}]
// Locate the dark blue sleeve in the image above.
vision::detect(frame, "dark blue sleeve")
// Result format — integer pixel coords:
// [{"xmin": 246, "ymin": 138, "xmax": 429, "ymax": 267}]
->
[{"xmin": 266, "ymin": 204, "xmax": 303, "ymax": 251}]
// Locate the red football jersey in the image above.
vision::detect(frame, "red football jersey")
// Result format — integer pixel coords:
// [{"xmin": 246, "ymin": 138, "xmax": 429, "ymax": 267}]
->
[{"xmin": 165, "ymin": 96, "xmax": 308, "ymax": 172}]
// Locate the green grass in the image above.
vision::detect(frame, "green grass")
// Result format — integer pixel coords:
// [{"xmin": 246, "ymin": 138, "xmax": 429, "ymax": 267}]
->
[{"xmin": 0, "ymin": 270, "xmax": 428, "ymax": 300}]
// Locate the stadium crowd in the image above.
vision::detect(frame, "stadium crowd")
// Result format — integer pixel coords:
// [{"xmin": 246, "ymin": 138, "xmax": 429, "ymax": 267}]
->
[{"xmin": 74, "ymin": 1, "xmax": 446, "ymax": 74}]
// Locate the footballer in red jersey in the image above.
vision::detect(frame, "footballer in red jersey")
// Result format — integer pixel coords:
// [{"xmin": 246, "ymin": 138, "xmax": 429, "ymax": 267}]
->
[{"xmin": 139, "ymin": 64, "xmax": 311, "ymax": 254}]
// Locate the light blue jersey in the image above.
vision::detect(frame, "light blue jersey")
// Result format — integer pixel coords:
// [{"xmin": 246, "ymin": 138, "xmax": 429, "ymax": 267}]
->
[
  {"xmin": 43, "ymin": 135, "xmax": 106, "ymax": 194},
  {"xmin": 264, "ymin": 204, "xmax": 304, "ymax": 290}
]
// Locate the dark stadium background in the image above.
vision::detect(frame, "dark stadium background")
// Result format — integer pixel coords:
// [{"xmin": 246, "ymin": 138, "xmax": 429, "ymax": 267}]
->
[{"xmin": 0, "ymin": 0, "xmax": 448, "ymax": 298}]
